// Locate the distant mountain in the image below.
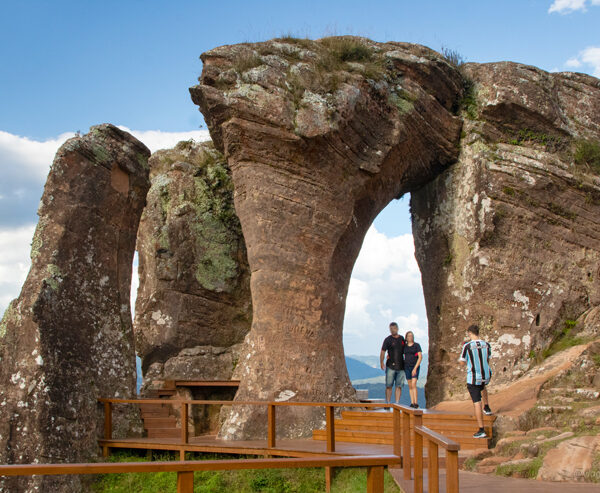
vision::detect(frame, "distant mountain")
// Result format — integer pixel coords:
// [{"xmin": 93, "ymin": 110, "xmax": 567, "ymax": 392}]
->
[
  {"xmin": 353, "ymin": 382, "xmax": 427, "ymax": 407},
  {"xmin": 348, "ymin": 353, "xmax": 429, "ymax": 386},
  {"xmin": 347, "ymin": 354, "xmax": 380, "ymax": 369},
  {"xmin": 345, "ymin": 356, "xmax": 382, "ymax": 381}
]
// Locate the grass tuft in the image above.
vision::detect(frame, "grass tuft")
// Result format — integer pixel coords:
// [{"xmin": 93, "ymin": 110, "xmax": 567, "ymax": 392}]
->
[
  {"xmin": 541, "ymin": 319, "xmax": 583, "ymax": 360},
  {"xmin": 574, "ymin": 139, "xmax": 600, "ymax": 173}
]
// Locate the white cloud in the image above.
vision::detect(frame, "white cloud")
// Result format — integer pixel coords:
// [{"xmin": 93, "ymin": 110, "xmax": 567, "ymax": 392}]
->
[
  {"xmin": 564, "ymin": 46, "xmax": 600, "ymax": 77},
  {"xmin": 0, "ymin": 130, "xmax": 75, "ymax": 180},
  {"xmin": 565, "ymin": 57, "xmax": 582, "ymax": 68},
  {"xmin": 116, "ymin": 126, "xmax": 210, "ymax": 153},
  {"xmin": 548, "ymin": 0, "xmax": 599, "ymax": 13},
  {"xmin": 0, "ymin": 127, "xmax": 213, "ymax": 317},
  {"xmin": 0, "ymin": 224, "xmax": 35, "ymax": 314},
  {"xmin": 343, "ymin": 225, "xmax": 428, "ymax": 356}
]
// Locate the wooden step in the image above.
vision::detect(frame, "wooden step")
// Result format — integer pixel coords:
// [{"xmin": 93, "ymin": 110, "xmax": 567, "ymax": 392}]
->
[
  {"xmin": 139, "ymin": 404, "xmax": 172, "ymax": 417},
  {"xmin": 312, "ymin": 429, "xmax": 489, "ymax": 450},
  {"xmin": 334, "ymin": 416, "xmax": 494, "ymax": 428},
  {"xmin": 334, "ymin": 420, "xmax": 492, "ymax": 435},
  {"xmin": 313, "ymin": 429, "xmax": 392, "ymax": 445},
  {"xmin": 340, "ymin": 410, "xmax": 496, "ymax": 423},
  {"xmin": 147, "ymin": 391, "xmax": 176, "ymax": 398},
  {"xmin": 143, "ymin": 416, "xmax": 178, "ymax": 429},
  {"xmin": 147, "ymin": 427, "xmax": 181, "ymax": 438}
]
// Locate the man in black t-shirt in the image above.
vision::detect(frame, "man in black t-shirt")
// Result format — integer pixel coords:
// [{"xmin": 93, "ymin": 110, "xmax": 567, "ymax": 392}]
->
[{"xmin": 380, "ymin": 322, "xmax": 406, "ymax": 406}]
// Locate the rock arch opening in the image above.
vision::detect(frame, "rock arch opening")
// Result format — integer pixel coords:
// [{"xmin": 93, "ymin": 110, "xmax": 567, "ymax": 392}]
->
[{"xmin": 343, "ymin": 197, "xmax": 429, "ymax": 407}]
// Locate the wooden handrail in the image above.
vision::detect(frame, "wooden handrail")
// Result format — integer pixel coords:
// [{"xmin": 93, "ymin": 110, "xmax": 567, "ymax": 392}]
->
[
  {"xmin": 98, "ymin": 398, "xmax": 460, "ymax": 493},
  {"xmin": 98, "ymin": 397, "xmax": 424, "ymax": 413},
  {"xmin": 0, "ymin": 455, "xmax": 400, "ymax": 475},
  {"xmin": 0, "ymin": 455, "xmax": 401, "ymax": 493},
  {"xmin": 414, "ymin": 425, "xmax": 460, "ymax": 451},
  {"xmin": 413, "ymin": 425, "xmax": 460, "ymax": 493}
]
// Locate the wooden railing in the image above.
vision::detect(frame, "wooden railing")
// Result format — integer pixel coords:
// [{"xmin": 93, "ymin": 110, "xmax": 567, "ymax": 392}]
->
[
  {"xmin": 0, "ymin": 455, "xmax": 400, "ymax": 493},
  {"xmin": 414, "ymin": 425, "xmax": 460, "ymax": 493},
  {"xmin": 99, "ymin": 398, "xmax": 461, "ymax": 492}
]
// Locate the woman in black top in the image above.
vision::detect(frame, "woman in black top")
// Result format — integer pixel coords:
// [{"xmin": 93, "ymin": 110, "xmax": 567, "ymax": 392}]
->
[{"xmin": 403, "ymin": 331, "xmax": 423, "ymax": 408}]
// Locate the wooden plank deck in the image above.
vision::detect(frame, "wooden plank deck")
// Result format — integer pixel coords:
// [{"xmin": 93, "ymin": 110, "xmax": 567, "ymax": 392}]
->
[
  {"xmin": 99, "ymin": 435, "xmax": 395, "ymax": 458},
  {"xmin": 391, "ymin": 468, "xmax": 600, "ymax": 493}
]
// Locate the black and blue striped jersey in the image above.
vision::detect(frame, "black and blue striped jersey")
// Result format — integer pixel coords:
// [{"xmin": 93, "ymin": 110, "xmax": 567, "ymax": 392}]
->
[{"xmin": 459, "ymin": 339, "xmax": 492, "ymax": 385}]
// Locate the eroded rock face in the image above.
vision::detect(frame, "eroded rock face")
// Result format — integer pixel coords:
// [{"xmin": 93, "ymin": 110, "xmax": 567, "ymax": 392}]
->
[
  {"xmin": 190, "ymin": 37, "xmax": 464, "ymax": 438},
  {"xmin": 0, "ymin": 124, "xmax": 150, "ymax": 492},
  {"xmin": 134, "ymin": 140, "xmax": 251, "ymax": 391},
  {"xmin": 412, "ymin": 63, "xmax": 600, "ymax": 403},
  {"xmin": 537, "ymin": 435, "xmax": 600, "ymax": 481}
]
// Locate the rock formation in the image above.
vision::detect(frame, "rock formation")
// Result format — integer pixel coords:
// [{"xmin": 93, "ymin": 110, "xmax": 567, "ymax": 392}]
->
[
  {"xmin": 191, "ymin": 37, "xmax": 464, "ymax": 438},
  {"xmin": 412, "ymin": 63, "xmax": 600, "ymax": 403},
  {"xmin": 134, "ymin": 140, "xmax": 251, "ymax": 392},
  {"xmin": 190, "ymin": 36, "xmax": 600, "ymax": 437},
  {"xmin": 0, "ymin": 124, "xmax": 150, "ymax": 492}
]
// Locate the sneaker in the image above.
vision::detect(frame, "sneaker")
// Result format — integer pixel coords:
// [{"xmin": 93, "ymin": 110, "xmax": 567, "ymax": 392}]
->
[
  {"xmin": 411, "ymin": 403, "xmax": 419, "ymax": 408},
  {"xmin": 473, "ymin": 430, "xmax": 488, "ymax": 439},
  {"xmin": 483, "ymin": 405, "xmax": 493, "ymax": 416}
]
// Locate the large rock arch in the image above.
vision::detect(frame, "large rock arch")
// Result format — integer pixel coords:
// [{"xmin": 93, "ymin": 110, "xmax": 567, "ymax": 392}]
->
[
  {"xmin": 190, "ymin": 37, "xmax": 464, "ymax": 438},
  {"xmin": 190, "ymin": 37, "xmax": 600, "ymax": 439}
]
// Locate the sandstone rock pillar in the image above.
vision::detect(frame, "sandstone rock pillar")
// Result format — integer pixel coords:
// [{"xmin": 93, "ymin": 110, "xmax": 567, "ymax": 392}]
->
[
  {"xmin": 133, "ymin": 140, "xmax": 251, "ymax": 391},
  {"xmin": 411, "ymin": 64, "xmax": 600, "ymax": 405},
  {"xmin": 191, "ymin": 38, "xmax": 463, "ymax": 438},
  {"xmin": 0, "ymin": 124, "xmax": 150, "ymax": 492}
]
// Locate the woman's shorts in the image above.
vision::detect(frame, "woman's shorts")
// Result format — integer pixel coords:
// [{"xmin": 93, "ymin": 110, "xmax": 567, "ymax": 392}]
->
[
  {"xmin": 385, "ymin": 367, "xmax": 406, "ymax": 387},
  {"xmin": 404, "ymin": 365, "xmax": 420, "ymax": 381}
]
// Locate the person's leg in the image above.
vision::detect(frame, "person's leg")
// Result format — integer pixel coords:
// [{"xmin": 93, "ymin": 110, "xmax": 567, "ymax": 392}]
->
[
  {"xmin": 404, "ymin": 367, "xmax": 413, "ymax": 404},
  {"xmin": 473, "ymin": 400, "xmax": 484, "ymax": 429},
  {"xmin": 385, "ymin": 367, "xmax": 393, "ymax": 404},
  {"xmin": 411, "ymin": 380, "xmax": 418, "ymax": 405},
  {"xmin": 395, "ymin": 371, "xmax": 404, "ymax": 404},
  {"xmin": 467, "ymin": 384, "xmax": 486, "ymax": 435},
  {"xmin": 481, "ymin": 386, "xmax": 489, "ymax": 407}
]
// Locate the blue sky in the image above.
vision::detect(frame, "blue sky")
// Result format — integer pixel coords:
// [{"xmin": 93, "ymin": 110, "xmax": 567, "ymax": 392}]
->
[{"xmin": 0, "ymin": 0, "xmax": 598, "ymax": 356}]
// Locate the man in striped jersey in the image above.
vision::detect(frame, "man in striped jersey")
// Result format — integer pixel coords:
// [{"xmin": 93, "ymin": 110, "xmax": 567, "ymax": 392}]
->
[{"xmin": 459, "ymin": 324, "xmax": 493, "ymax": 438}]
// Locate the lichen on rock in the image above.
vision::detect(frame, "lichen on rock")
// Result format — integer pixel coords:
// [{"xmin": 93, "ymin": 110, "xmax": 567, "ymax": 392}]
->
[
  {"xmin": 412, "ymin": 63, "xmax": 600, "ymax": 404},
  {"xmin": 0, "ymin": 123, "xmax": 150, "ymax": 492},
  {"xmin": 134, "ymin": 139, "xmax": 251, "ymax": 389}
]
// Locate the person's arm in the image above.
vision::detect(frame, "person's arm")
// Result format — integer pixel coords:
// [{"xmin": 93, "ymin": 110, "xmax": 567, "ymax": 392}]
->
[
  {"xmin": 459, "ymin": 342, "xmax": 468, "ymax": 366},
  {"xmin": 380, "ymin": 349, "xmax": 386, "ymax": 370},
  {"xmin": 412, "ymin": 350, "xmax": 423, "ymax": 376},
  {"xmin": 414, "ymin": 347, "xmax": 423, "ymax": 369}
]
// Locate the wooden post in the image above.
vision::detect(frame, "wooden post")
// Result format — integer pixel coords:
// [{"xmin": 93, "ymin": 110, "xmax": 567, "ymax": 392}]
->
[
  {"xmin": 181, "ymin": 402, "xmax": 188, "ymax": 445},
  {"xmin": 414, "ymin": 429, "xmax": 423, "ymax": 493},
  {"xmin": 402, "ymin": 411, "xmax": 411, "ymax": 480},
  {"xmin": 392, "ymin": 407, "xmax": 401, "ymax": 457},
  {"xmin": 177, "ymin": 470, "xmax": 194, "ymax": 493},
  {"xmin": 366, "ymin": 465, "xmax": 384, "ymax": 493},
  {"xmin": 428, "ymin": 439, "xmax": 439, "ymax": 493},
  {"xmin": 104, "ymin": 401, "xmax": 112, "ymax": 440},
  {"xmin": 325, "ymin": 405, "xmax": 335, "ymax": 453},
  {"xmin": 268, "ymin": 404, "xmax": 276, "ymax": 448},
  {"xmin": 413, "ymin": 413, "xmax": 423, "ymax": 493},
  {"xmin": 446, "ymin": 450, "xmax": 459, "ymax": 493},
  {"xmin": 325, "ymin": 466, "xmax": 333, "ymax": 492}
]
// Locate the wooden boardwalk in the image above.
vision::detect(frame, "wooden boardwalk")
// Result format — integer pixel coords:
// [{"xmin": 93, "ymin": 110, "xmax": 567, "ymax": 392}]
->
[
  {"xmin": 100, "ymin": 434, "xmax": 394, "ymax": 458},
  {"xmin": 391, "ymin": 468, "xmax": 600, "ymax": 493}
]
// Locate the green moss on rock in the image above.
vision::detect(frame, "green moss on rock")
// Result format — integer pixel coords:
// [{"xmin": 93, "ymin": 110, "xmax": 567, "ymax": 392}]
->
[{"xmin": 148, "ymin": 141, "xmax": 243, "ymax": 293}]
